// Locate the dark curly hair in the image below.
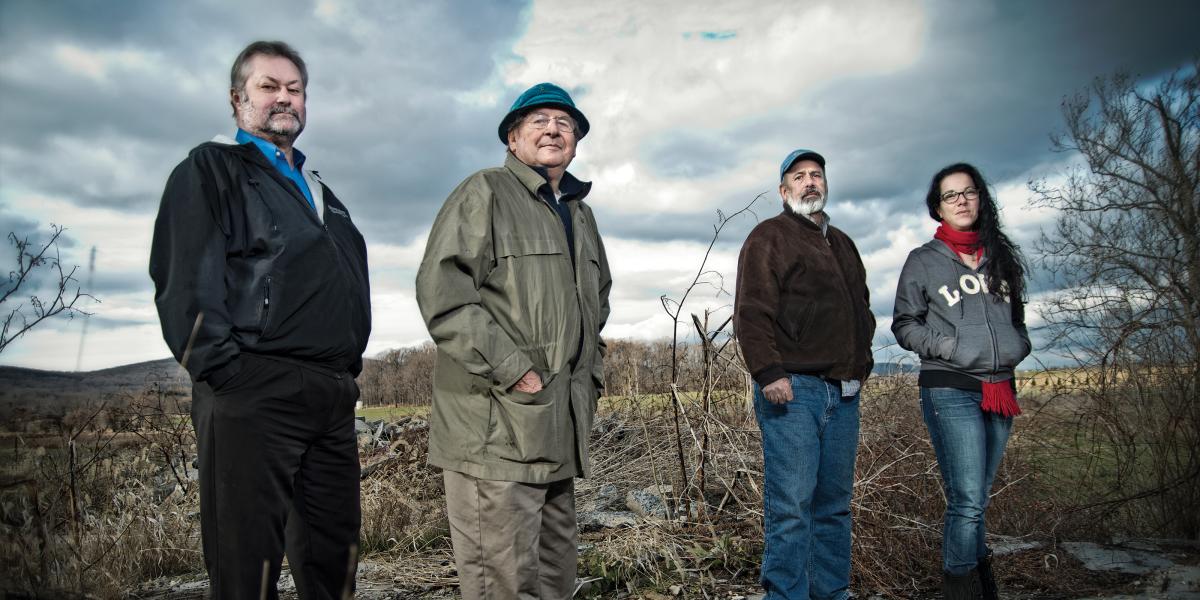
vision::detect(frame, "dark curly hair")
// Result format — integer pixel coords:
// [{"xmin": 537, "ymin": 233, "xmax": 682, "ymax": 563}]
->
[{"xmin": 924, "ymin": 163, "xmax": 1027, "ymax": 304}]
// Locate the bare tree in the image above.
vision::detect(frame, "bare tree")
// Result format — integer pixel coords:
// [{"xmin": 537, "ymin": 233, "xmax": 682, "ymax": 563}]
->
[
  {"xmin": 1031, "ymin": 60, "xmax": 1199, "ymax": 536},
  {"xmin": 658, "ymin": 195, "xmax": 762, "ymax": 519},
  {"xmin": 1, "ymin": 224, "xmax": 94, "ymax": 354},
  {"xmin": 357, "ymin": 342, "xmax": 437, "ymax": 406}
]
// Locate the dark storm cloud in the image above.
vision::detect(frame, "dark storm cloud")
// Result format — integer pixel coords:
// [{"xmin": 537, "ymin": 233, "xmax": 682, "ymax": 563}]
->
[
  {"xmin": 0, "ymin": 213, "xmax": 80, "ymax": 252},
  {"xmin": 0, "ymin": 210, "xmax": 86, "ymax": 305},
  {"xmin": 601, "ymin": 196, "xmax": 777, "ymax": 246},
  {"xmin": 642, "ymin": 131, "xmax": 739, "ymax": 179},
  {"xmin": 66, "ymin": 313, "xmax": 149, "ymax": 330},
  {"xmin": 611, "ymin": 0, "xmax": 1200, "ymax": 251},
  {"xmin": 0, "ymin": 212, "xmax": 42, "ymax": 243},
  {"xmin": 792, "ymin": 0, "xmax": 1200, "ymax": 247},
  {"xmin": 3, "ymin": 0, "xmax": 1197, "ymax": 363},
  {"xmin": 0, "ymin": 0, "xmax": 531, "ymax": 342},
  {"xmin": 81, "ymin": 271, "xmax": 156, "ymax": 297},
  {"xmin": 0, "ymin": 0, "xmax": 528, "ymax": 239}
]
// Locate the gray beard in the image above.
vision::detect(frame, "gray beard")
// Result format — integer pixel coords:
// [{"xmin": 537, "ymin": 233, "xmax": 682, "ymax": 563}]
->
[
  {"xmin": 239, "ymin": 101, "xmax": 303, "ymax": 141},
  {"xmin": 785, "ymin": 194, "xmax": 826, "ymax": 216}
]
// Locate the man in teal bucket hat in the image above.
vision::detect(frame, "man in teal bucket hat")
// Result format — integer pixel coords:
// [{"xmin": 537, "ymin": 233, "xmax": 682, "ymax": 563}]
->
[
  {"xmin": 417, "ymin": 82, "xmax": 611, "ymax": 599},
  {"xmin": 497, "ymin": 82, "xmax": 590, "ymax": 142}
]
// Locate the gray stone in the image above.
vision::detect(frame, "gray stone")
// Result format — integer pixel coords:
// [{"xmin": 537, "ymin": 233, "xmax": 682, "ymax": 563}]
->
[
  {"xmin": 353, "ymin": 417, "xmax": 372, "ymax": 434},
  {"xmin": 577, "ymin": 509, "xmax": 639, "ymax": 530},
  {"xmin": 989, "ymin": 535, "xmax": 1043, "ymax": 556},
  {"xmin": 592, "ymin": 483, "xmax": 622, "ymax": 511},
  {"xmin": 1062, "ymin": 541, "xmax": 1175, "ymax": 575},
  {"xmin": 1149, "ymin": 564, "xmax": 1200, "ymax": 594},
  {"xmin": 626, "ymin": 487, "xmax": 670, "ymax": 519}
]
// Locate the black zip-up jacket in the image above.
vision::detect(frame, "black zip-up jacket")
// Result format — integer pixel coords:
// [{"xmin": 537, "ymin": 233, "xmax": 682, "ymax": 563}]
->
[{"xmin": 150, "ymin": 139, "xmax": 371, "ymax": 387}]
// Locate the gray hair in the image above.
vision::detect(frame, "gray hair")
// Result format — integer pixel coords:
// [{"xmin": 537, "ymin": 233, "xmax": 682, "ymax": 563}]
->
[{"xmin": 229, "ymin": 41, "xmax": 308, "ymax": 116}]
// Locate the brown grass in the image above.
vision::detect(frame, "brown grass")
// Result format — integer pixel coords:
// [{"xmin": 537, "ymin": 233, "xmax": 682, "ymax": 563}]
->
[{"xmin": 0, "ymin": 375, "xmax": 1172, "ymax": 598}]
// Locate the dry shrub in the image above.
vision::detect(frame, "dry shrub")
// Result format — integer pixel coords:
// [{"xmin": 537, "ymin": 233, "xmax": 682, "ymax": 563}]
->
[
  {"xmin": 0, "ymin": 421, "xmax": 201, "ymax": 597},
  {"xmin": 358, "ymin": 420, "xmax": 448, "ymax": 558},
  {"xmin": 1007, "ymin": 364, "xmax": 1200, "ymax": 541},
  {"xmin": 575, "ymin": 406, "xmax": 762, "ymax": 596},
  {"xmin": 571, "ymin": 374, "xmax": 1066, "ymax": 597},
  {"xmin": 852, "ymin": 373, "xmax": 1097, "ymax": 595},
  {"xmin": 0, "ymin": 373, "xmax": 1119, "ymax": 598}
]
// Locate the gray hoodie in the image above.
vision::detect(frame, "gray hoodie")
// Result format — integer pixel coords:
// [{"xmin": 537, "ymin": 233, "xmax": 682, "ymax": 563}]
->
[{"xmin": 892, "ymin": 240, "xmax": 1031, "ymax": 382}]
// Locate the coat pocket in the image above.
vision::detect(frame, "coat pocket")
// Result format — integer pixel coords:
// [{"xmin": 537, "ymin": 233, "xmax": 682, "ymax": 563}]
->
[
  {"xmin": 949, "ymin": 323, "xmax": 992, "ymax": 372},
  {"xmin": 778, "ymin": 301, "xmax": 815, "ymax": 343},
  {"xmin": 486, "ymin": 371, "xmax": 565, "ymax": 464},
  {"xmin": 257, "ymin": 274, "xmax": 272, "ymax": 334},
  {"xmin": 495, "ymin": 236, "xmax": 563, "ymax": 260},
  {"xmin": 993, "ymin": 324, "xmax": 1029, "ymax": 369}
]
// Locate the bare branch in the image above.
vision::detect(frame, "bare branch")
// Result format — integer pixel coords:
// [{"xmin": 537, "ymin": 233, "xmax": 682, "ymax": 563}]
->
[{"xmin": 0, "ymin": 224, "xmax": 97, "ymax": 354}]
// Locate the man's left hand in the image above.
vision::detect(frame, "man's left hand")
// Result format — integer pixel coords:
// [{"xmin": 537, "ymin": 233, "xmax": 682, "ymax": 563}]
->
[{"xmin": 511, "ymin": 369, "xmax": 543, "ymax": 394}]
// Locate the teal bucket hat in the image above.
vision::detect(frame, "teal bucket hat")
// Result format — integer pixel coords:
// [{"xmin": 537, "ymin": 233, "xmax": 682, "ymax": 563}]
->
[{"xmin": 497, "ymin": 82, "xmax": 590, "ymax": 143}]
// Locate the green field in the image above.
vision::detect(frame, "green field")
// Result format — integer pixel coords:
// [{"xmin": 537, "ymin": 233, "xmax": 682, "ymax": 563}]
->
[{"xmin": 356, "ymin": 404, "xmax": 429, "ymax": 421}]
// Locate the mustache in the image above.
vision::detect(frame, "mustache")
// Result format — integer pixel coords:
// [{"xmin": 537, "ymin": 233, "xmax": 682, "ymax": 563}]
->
[{"xmin": 268, "ymin": 105, "xmax": 299, "ymax": 118}]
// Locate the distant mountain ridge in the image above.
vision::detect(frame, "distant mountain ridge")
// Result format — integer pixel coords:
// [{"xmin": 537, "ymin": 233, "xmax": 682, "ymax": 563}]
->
[
  {"xmin": 0, "ymin": 356, "xmax": 911, "ymax": 419},
  {"xmin": 0, "ymin": 357, "xmax": 390, "ymax": 419},
  {"xmin": 0, "ymin": 358, "xmax": 190, "ymax": 418}
]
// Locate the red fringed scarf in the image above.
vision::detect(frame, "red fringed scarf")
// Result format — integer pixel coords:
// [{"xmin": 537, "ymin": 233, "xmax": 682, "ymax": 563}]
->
[
  {"xmin": 934, "ymin": 224, "xmax": 983, "ymax": 261},
  {"xmin": 982, "ymin": 381, "xmax": 1021, "ymax": 417}
]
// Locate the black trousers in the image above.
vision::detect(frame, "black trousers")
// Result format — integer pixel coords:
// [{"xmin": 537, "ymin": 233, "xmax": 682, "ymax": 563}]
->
[{"xmin": 191, "ymin": 354, "xmax": 361, "ymax": 600}]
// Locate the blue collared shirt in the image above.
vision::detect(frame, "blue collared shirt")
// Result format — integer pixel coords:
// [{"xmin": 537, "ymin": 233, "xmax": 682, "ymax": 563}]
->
[{"xmin": 236, "ymin": 129, "xmax": 315, "ymax": 212}]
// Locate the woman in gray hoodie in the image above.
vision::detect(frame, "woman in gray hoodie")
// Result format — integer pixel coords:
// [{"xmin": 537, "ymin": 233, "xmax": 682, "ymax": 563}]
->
[{"xmin": 892, "ymin": 163, "xmax": 1031, "ymax": 600}]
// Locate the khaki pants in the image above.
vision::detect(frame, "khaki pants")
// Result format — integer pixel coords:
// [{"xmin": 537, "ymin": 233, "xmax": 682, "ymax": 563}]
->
[{"xmin": 443, "ymin": 470, "xmax": 577, "ymax": 600}]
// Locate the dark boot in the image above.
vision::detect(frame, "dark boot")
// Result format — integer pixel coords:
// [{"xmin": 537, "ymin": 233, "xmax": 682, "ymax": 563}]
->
[
  {"xmin": 943, "ymin": 569, "xmax": 983, "ymax": 600},
  {"xmin": 976, "ymin": 553, "xmax": 998, "ymax": 600}
]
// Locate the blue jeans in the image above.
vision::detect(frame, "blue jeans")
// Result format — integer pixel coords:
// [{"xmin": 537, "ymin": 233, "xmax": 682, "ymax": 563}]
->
[
  {"xmin": 920, "ymin": 387, "xmax": 1013, "ymax": 575},
  {"xmin": 754, "ymin": 375, "xmax": 859, "ymax": 600}
]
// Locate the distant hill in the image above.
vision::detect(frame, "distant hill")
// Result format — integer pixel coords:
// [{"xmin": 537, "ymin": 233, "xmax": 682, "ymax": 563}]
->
[
  {"xmin": 0, "ymin": 356, "xmax": 909, "ymax": 421},
  {"xmin": 0, "ymin": 357, "xmax": 382, "ymax": 421},
  {"xmin": 0, "ymin": 358, "xmax": 191, "ymax": 419}
]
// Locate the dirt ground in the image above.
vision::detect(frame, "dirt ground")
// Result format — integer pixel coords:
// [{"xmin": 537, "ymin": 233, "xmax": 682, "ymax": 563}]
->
[{"xmin": 118, "ymin": 542, "xmax": 1173, "ymax": 600}]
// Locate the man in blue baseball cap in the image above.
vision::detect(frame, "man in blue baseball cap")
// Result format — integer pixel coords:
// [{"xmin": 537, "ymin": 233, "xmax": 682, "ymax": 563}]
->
[
  {"xmin": 417, "ymin": 82, "xmax": 610, "ymax": 599},
  {"xmin": 734, "ymin": 149, "xmax": 875, "ymax": 599}
]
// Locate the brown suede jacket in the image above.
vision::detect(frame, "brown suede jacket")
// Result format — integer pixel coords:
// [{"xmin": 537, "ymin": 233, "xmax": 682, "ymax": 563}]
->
[{"xmin": 734, "ymin": 209, "xmax": 875, "ymax": 387}]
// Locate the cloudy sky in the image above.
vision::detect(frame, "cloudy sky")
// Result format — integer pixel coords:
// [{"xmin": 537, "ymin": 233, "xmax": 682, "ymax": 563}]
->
[{"xmin": 1, "ymin": 0, "xmax": 1197, "ymax": 372}]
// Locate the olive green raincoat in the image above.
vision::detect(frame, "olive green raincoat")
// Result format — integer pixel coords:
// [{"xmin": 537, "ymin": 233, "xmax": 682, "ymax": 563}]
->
[{"xmin": 416, "ymin": 152, "xmax": 611, "ymax": 484}]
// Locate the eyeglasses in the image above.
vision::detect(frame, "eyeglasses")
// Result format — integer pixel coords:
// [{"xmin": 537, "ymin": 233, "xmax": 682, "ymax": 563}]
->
[
  {"xmin": 940, "ymin": 188, "xmax": 979, "ymax": 204},
  {"xmin": 525, "ymin": 113, "xmax": 576, "ymax": 133}
]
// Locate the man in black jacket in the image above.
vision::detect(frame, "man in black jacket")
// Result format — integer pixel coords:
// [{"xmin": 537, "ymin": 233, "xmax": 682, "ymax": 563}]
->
[{"xmin": 149, "ymin": 41, "xmax": 370, "ymax": 600}]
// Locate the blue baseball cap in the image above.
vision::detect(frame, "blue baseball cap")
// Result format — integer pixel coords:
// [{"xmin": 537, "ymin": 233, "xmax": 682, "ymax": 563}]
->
[
  {"xmin": 779, "ymin": 149, "xmax": 826, "ymax": 181},
  {"xmin": 498, "ymin": 82, "xmax": 590, "ymax": 143}
]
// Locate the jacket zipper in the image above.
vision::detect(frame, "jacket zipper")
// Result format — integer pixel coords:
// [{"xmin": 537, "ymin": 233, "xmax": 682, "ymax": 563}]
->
[
  {"xmin": 537, "ymin": 188, "xmax": 585, "ymax": 370},
  {"xmin": 261, "ymin": 275, "xmax": 272, "ymax": 332},
  {"xmin": 966, "ymin": 258, "xmax": 999, "ymax": 377},
  {"xmin": 248, "ymin": 154, "xmax": 366, "ymax": 353},
  {"xmin": 822, "ymin": 237, "xmax": 861, "ymax": 376}
]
